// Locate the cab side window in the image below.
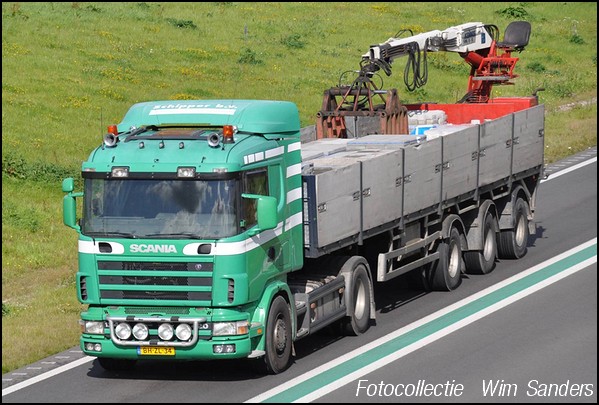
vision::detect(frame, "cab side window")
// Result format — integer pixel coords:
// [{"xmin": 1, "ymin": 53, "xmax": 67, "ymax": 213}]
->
[{"xmin": 243, "ymin": 169, "xmax": 268, "ymax": 229}]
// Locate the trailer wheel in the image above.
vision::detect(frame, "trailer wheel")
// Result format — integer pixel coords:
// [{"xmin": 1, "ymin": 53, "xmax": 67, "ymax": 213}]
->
[
  {"xmin": 263, "ymin": 295, "xmax": 293, "ymax": 374},
  {"xmin": 343, "ymin": 262, "xmax": 372, "ymax": 336},
  {"xmin": 464, "ymin": 213, "xmax": 497, "ymax": 274},
  {"xmin": 97, "ymin": 357, "xmax": 136, "ymax": 371},
  {"xmin": 430, "ymin": 227, "xmax": 463, "ymax": 291},
  {"xmin": 498, "ymin": 198, "xmax": 529, "ymax": 259}
]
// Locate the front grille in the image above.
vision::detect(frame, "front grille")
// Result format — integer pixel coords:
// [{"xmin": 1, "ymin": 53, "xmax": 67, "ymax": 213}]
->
[
  {"xmin": 98, "ymin": 261, "xmax": 213, "ymax": 272},
  {"xmin": 97, "ymin": 260, "xmax": 212, "ymax": 304},
  {"xmin": 99, "ymin": 275, "xmax": 211, "ymax": 287},
  {"xmin": 101, "ymin": 290, "xmax": 210, "ymax": 301},
  {"xmin": 124, "ymin": 307, "xmax": 192, "ymax": 315}
]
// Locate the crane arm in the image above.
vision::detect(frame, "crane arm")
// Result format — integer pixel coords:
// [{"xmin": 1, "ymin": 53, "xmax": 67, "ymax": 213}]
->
[{"xmin": 360, "ymin": 22, "xmax": 494, "ymax": 77}]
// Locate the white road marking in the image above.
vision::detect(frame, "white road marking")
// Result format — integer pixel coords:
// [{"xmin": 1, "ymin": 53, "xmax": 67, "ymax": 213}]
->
[
  {"xmin": 246, "ymin": 239, "xmax": 596, "ymax": 403},
  {"xmin": 542, "ymin": 156, "xmax": 596, "ymax": 183}
]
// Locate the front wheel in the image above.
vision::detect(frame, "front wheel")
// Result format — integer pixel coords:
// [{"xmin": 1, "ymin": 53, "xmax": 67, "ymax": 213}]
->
[{"xmin": 262, "ymin": 295, "xmax": 293, "ymax": 374}]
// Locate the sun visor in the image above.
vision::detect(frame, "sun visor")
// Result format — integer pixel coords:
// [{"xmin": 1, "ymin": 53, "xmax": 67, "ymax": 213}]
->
[{"xmin": 117, "ymin": 100, "xmax": 301, "ymax": 136}]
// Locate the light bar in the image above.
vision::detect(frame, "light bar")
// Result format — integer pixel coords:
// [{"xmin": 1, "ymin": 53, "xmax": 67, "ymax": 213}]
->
[
  {"xmin": 177, "ymin": 167, "xmax": 196, "ymax": 178},
  {"xmin": 111, "ymin": 167, "xmax": 129, "ymax": 178}
]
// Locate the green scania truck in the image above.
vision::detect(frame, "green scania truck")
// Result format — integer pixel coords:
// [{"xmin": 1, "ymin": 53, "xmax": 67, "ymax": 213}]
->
[
  {"xmin": 62, "ymin": 95, "xmax": 544, "ymax": 374},
  {"xmin": 62, "ymin": 21, "xmax": 544, "ymax": 374}
]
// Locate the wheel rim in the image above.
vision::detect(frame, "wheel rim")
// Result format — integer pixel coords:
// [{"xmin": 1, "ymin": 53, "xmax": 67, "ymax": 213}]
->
[
  {"xmin": 515, "ymin": 214, "xmax": 527, "ymax": 247},
  {"xmin": 273, "ymin": 316, "xmax": 287, "ymax": 354},
  {"xmin": 483, "ymin": 228, "xmax": 495, "ymax": 261},
  {"xmin": 448, "ymin": 242, "xmax": 460, "ymax": 278},
  {"xmin": 354, "ymin": 277, "xmax": 366, "ymax": 319}
]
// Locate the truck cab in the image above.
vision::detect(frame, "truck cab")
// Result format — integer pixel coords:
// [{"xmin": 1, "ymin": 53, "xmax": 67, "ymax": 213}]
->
[{"xmin": 63, "ymin": 100, "xmax": 305, "ymax": 373}]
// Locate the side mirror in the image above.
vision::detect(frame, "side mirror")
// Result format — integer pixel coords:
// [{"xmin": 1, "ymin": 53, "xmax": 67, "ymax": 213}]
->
[
  {"xmin": 62, "ymin": 178, "xmax": 80, "ymax": 231},
  {"xmin": 63, "ymin": 195, "xmax": 79, "ymax": 230},
  {"xmin": 242, "ymin": 194, "xmax": 277, "ymax": 236},
  {"xmin": 256, "ymin": 196, "xmax": 277, "ymax": 231}
]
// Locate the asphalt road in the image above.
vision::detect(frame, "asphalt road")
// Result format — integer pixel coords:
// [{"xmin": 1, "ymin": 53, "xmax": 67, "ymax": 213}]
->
[{"xmin": 2, "ymin": 147, "xmax": 597, "ymax": 403}]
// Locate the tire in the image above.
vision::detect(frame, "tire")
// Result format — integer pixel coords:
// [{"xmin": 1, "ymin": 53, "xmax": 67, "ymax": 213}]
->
[
  {"xmin": 97, "ymin": 357, "xmax": 136, "ymax": 371},
  {"xmin": 343, "ymin": 261, "xmax": 372, "ymax": 336},
  {"xmin": 429, "ymin": 227, "xmax": 463, "ymax": 291},
  {"xmin": 464, "ymin": 213, "xmax": 497, "ymax": 275},
  {"xmin": 262, "ymin": 295, "xmax": 293, "ymax": 374},
  {"xmin": 497, "ymin": 198, "xmax": 529, "ymax": 259}
]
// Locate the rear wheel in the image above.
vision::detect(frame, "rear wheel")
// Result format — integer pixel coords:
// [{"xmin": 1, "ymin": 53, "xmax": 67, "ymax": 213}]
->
[
  {"xmin": 262, "ymin": 295, "xmax": 293, "ymax": 374},
  {"xmin": 498, "ymin": 198, "xmax": 529, "ymax": 259},
  {"xmin": 464, "ymin": 213, "xmax": 497, "ymax": 274},
  {"xmin": 429, "ymin": 227, "xmax": 463, "ymax": 291}
]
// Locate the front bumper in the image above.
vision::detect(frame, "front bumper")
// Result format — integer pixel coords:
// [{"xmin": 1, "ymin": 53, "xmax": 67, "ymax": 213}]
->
[
  {"xmin": 80, "ymin": 307, "xmax": 262, "ymax": 361},
  {"xmin": 81, "ymin": 333, "xmax": 254, "ymax": 360}
]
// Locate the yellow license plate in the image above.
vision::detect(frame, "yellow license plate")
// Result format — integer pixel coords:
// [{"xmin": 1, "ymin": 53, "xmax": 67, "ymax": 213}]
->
[{"xmin": 137, "ymin": 346, "xmax": 175, "ymax": 356}]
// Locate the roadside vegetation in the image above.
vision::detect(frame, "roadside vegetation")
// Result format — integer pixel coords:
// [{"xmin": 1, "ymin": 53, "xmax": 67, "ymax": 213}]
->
[{"xmin": 2, "ymin": 2, "xmax": 596, "ymax": 374}]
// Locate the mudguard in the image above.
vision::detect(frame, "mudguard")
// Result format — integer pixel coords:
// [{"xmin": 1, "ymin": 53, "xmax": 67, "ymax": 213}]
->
[{"xmin": 248, "ymin": 280, "xmax": 295, "ymax": 354}]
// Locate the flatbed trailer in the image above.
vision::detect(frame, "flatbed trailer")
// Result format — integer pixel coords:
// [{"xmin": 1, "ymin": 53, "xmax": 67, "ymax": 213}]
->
[{"xmin": 288, "ymin": 97, "xmax": 543, "ymax": 344}]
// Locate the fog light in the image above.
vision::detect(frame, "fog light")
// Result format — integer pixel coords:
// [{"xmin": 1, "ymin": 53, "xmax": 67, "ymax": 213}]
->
[
  {"xmin": 85, "ymin": 342, "xmax": 102, "ymax": 352},
  {"xmin": 132, "ymin": 323, "xmax": 149, "ymax": 340},
  {"xmin": 115, "ymin": 323, "xmax": 132, "ymax": 340},
  {"xmin": 213, "ymin": 344, "xmax": 236, "ymax": 354},
  {"xmin": 175, "ymin": 324, "xmax": 192, "ymax": 341},
  {"xmin": 158, "ymin": 323, "xmax": 174, "ymax": 340}
]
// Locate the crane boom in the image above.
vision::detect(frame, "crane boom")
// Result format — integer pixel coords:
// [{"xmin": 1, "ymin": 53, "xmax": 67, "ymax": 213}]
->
[{"xmin": 361, "ymin": 22, "xmax": 493, "ymax": 77}]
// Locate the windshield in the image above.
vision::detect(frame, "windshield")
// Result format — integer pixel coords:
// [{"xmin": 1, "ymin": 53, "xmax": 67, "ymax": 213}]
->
[{"xmin": 83, "ymin": 177, "xmax": 239, "ymax": 239}]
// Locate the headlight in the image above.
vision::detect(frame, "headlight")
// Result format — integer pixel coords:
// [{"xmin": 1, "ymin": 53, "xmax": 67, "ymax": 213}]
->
[
  {"xmin": 81, "ymin": 320, "xmax": 104, "ymax": 334},
  {"xmin": 175, "ymin": 324, "xmax": 192, "ymax": 341},
  {"xmin": 132, "ymin": 323, "xmax": 149, "ymax": 340},
  {"xmin": 213, "ymin": 321, "xmax": 249, "ymax": 336},
  {"xmin": 158, "ymin": 323, "xmax": 174, "ymax": 340},
  {"xmin": 115, "ymin": 322, "xmax": 132, "ymax": 340}
]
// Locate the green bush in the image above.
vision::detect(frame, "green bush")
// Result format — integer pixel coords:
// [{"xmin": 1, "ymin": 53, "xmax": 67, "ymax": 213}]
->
[
  {"xmin": 281, "ymin": 33, "xmax": 306, "ymax": 49},
  {"xmin": 495, "ymin": 6, "xmax": 530, "ymax": 19},
  {"xmin": 238, "ymin": 48, "xmax": 263, "ymax": 65},
  {"xmin": 527, "ymin": 61, "xmax": 546, "ymax": 73},
  {"xmin": 166, "ymin": 18, "xmax": 197, "ymax": 29},
  {"xmin": 569, "ymin": 34, "xmax": 585, "ymax": 44}
]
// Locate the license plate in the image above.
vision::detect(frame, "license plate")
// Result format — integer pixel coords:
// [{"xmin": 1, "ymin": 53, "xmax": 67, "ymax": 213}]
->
[{"xmin": 137, "ymin": 346, "xmax": 175, "ymax": 356}]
